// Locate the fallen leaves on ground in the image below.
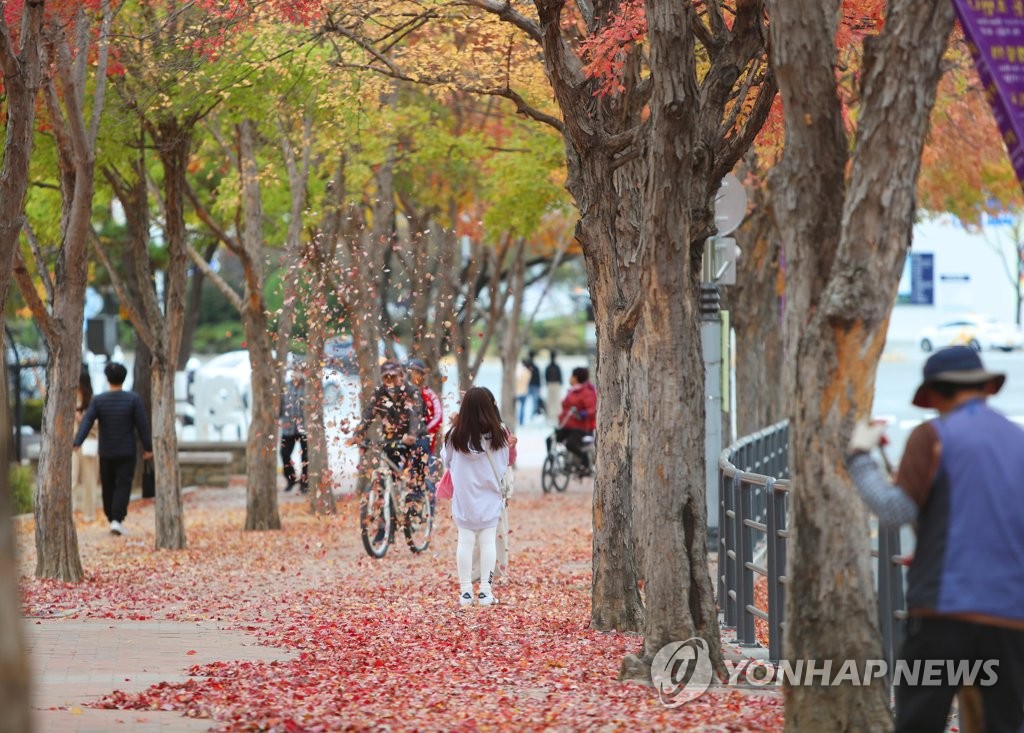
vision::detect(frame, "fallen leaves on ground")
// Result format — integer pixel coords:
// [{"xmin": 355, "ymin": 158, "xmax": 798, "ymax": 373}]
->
[{"xmin": 19, "ymin": 484, "xmax": 783, "ymax": 731}]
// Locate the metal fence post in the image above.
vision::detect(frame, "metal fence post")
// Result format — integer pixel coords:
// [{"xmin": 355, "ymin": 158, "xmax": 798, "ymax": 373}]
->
[
  {"xmin": 765, "ymin": 478, "xmax": 782, "ymax": 662},
  {"xmin": 877, "ymin": 526, "xmax": 905, "ymax": 669},
  {"xmin": 738, "ymin": 478, "xmax": 756, "ymax": 646},
  {"xmin": 724, "ymin": 471, "xmax": 741, "ymax": 628},
  {"xmin": 718, "ymin": 461, "xmax": 728, "ymax": 621}
]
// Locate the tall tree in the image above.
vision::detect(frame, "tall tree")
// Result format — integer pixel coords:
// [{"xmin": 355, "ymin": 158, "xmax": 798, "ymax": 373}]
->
[
  {"xmin": 0, "ymin": 3, "xmax": 46, "ymax": 723},
  {"xmin": 465, "ymin": 1, "xmax": 775, "ymax": 675},
  {"xmin": 18, "ymin": 1, "xmax": 113, "ymax": 581},
  {"xmin": 765, "ymin": 0, "xmax": 955, "ymax": 727}
]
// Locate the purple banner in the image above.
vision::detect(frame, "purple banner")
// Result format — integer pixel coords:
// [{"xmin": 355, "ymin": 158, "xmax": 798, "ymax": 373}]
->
[{"xmin": 953, "ymin": 0, "xmax": 1024, "ymax": 188}]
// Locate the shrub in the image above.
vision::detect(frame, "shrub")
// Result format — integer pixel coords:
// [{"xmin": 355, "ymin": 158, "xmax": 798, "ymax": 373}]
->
[
  {"xmin": 21, "ymin": 399, "xmax": 43, "ymax": 431},
  {"xmin": 529, "ymin": 316, "xmax": 587, "ymax": 354},
  {"xmin": 9, "ymin": 464, "xmax": 34, "ymax": 515},
  {"xmin": 192, "ymin": 320, "xmax": 247, "ymax": 354}
]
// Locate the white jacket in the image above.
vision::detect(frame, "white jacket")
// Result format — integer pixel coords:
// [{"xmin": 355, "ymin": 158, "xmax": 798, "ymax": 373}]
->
[{"xmin": 443, "ymin": 436, "xmax": 509, "ymax": 530}]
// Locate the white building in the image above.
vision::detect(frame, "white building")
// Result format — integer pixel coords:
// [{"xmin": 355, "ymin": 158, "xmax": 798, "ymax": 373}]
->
[{"xmin": 887, "ymin": 214, "xmax": 1021, "ymax": 343}]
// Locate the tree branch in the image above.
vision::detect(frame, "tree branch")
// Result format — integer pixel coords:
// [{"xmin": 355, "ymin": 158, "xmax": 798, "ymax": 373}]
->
[
  {"xmin": 461, "ymin": 0, "xmax": 543, "ymax": 45},
  {"xmin": 185, "ymin": 181, "xmax": 243, "ymax": 256},
  {"xmin": 12, "ymin": 249, "xmax": 57, "ymax": 344},
  {"xmin": 22, "ymin": 222, "xmax": 53, "ymax": 304},
  {"xmin": 186, "ymin": 244, "xmax": 244, "ymax": 312}
]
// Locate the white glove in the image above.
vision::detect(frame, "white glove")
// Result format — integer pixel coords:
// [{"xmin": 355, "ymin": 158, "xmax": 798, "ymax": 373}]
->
[{"xmin": 848, "ymin": 420, "xmax": 886, "ymax": 455}]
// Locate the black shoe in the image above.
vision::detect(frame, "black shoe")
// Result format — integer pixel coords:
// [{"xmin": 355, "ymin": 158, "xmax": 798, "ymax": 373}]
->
[
  {"xmin": 299, "ymin": 482, "xmax": 309, "ymax": 495},
  {"xmin": 284, "ymin": 481, "xmax": 295, "ymax": 493}
]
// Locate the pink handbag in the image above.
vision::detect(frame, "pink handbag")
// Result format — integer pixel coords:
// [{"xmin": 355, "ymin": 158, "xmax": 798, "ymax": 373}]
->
[{"xmin": 436, "ymin": 469, "xmax": 454, "ymax": 500}]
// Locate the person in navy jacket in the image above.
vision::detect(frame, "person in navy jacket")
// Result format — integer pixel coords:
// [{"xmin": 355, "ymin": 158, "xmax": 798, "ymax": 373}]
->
[{"xmin": 73, "ymin": 362, "xmax": 152, "ymax": 535}]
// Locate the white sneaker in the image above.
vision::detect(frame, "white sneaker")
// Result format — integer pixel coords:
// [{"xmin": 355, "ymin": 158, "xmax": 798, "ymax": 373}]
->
[
  {"xmin": 109, "ymin": 520, "xmax": 125, "ymax": 535},
  {"xmin": 459, "ymin": 592, "xmax": 474, "ymax": 607},
  {"xmin": 477, "ymin": 591, "xmax": 499, "ymax": 606}
]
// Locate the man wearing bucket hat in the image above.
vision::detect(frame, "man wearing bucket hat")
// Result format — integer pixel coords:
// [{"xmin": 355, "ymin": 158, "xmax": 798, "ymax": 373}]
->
[{"xmin": 846, "ymin": 345, "xmax": 1024, "ymax": 732}]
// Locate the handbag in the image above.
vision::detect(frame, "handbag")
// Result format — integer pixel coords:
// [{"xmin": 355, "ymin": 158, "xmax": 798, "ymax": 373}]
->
[
  {"xmin": 142, "ymin": 458, "xmax": 156, "ymax": 499},
  {"xmin": 436, "ymin": 469, "xmax": 454, "ymax": 500}
]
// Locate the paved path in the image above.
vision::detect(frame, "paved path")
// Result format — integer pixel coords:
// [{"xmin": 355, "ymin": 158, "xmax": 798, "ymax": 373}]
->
[
  {"xmin": 25, "ymin": 618, "xmax": 292, "ymax": 732},
  {"xmin": 16, "ymin": 418, "xmax": 570, "ymax": 732}
]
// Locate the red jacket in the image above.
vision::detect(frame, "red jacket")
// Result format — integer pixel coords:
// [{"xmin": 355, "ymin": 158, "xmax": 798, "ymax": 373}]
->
[
  {"xmin": 420, "ymin": 385, "xmax": 443, "ymax": 451},
  {"xmin": 559, "ymin": 382, "xmax": 597, "ymax": 432}
]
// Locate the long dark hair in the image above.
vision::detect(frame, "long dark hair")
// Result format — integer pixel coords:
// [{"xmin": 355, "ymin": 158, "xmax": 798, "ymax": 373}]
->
[
  {"xmin": 446, "ymin": 387, "xmax": 508, "ymax": 454},
  {"xmin": 78, "ymin": 365, "xmax": 93, "ymax": 409}
]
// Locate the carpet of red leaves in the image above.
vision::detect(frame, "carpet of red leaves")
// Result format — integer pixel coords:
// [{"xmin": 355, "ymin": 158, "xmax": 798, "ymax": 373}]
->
[{"xmin": 18, "ymin": 484, "xmax": 783, "ymax": 732}]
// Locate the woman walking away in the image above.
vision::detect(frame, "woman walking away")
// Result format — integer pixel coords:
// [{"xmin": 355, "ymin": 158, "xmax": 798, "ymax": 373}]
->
[{"xmin": 443, "ymin": 387, "xmax": 512, "ymax": 607}]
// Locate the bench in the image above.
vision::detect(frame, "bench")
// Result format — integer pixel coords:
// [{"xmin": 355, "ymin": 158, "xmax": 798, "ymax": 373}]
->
[
  {"xmin": 178, "ymin": 451, "xmax": 233, "ymax": 466},
  {"xmin": 178, "ymin": 451, "xmax": 234, "ymax": 488}
]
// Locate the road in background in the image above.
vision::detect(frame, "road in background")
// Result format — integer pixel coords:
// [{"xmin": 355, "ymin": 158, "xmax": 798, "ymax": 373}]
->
[{"xmin": 874, "ymin": 341, "xmax": 1024, "ymax": 458}]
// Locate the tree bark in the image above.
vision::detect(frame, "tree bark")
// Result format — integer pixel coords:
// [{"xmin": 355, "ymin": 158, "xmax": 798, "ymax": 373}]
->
[
  {"xmin": 305, "ymin": 284, "xmax": 335, "ymax": 515},
  {"xmin": 34, "ymin": 5, "xmax": 113, "ymax": 580},
  {"xmin": 151, "ymin": 364, "xmax": 185, "ymax": 546},
  {"xmin": 0, "ymin": 10, "xmax": 45, "ymax": 711},
  {"xmin": 726, "ymin": 175, "xmax": 786, "ymax": 437},
  {"xmin": 499, "ymin": 239, "xmax": 527, "ymax": 424},
  {"xmin": 766, "ymin": 0, "xmax": 955, "ymax": 728},
  {"xmin": 237, "ymin": 120, "xmax": 281, "ymax": 531},
  {"xmin": 0, "ymin": 367, "xmax": 32, "ymax": 733},
  {"xmin": 0, "ymin": 1, "xmax": 44, "ymax": 310}
]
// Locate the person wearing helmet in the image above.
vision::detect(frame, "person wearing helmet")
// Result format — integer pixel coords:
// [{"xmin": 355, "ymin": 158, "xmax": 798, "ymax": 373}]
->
[{"xmin": 345, "ymin": 360, "xmax": 425, "ymax": 493}]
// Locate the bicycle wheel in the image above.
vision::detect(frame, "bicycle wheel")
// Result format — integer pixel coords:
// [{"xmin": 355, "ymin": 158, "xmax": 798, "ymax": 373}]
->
[
  {"xmin": 360, "ymin": 476, "xmax": 392, "ymax": 559},
  {"xmin": 553, "ymin": 451, "xmax": 570, "ymax": 493},
  {"xmin": 404, "ymin": 489, "xmax": 433, "ymax": 553},
  {"xmin": 541, "ymin": 455, "xmax": 556, "ymax": 493}
]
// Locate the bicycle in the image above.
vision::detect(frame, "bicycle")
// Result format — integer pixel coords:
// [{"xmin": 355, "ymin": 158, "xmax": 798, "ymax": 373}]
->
[
  {"xmin": 358, "ymin": 441, "xmax": 433, "ymax": 558},
  {"xmin": 541, "ymin": 431, "xmax": 596, "ymax": 493}
]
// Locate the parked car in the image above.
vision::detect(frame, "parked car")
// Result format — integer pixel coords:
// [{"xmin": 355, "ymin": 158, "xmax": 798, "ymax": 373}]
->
[{"xmin": 918, "ymin": 315, "xmax": 1024, "ymax": 352}]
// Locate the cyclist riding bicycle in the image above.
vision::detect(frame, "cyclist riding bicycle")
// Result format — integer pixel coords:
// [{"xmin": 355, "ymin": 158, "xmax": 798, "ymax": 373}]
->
[
  {"xmin": 345, "ymin": 360, "xmax": 426, "ymax": 496},
  {"xmin": 547, "ymin": 366, "xmax": 597, "ymax": 474}
]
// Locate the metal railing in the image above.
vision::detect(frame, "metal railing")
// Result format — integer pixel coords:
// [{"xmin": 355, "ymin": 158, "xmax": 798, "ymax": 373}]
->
[{"xmin": 717, "ymin": 420, "xmax": 907, "ymax": 666}]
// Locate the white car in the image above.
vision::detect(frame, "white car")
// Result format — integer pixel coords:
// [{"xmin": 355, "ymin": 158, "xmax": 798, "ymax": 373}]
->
[{"xmin": 918, "ymin": 315, "xmax": 1024, "ymax": 352}]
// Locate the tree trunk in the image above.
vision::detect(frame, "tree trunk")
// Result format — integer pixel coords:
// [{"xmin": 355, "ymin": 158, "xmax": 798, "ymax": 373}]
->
[
  {"xmin": 726, "ymin": 181, "xmax": 786, "ymax": 437},
  {"xmin": 766, "ymin": 0, "xmax": 955, "ymax": 727},
  {"xmin": 0, "ymin": 3, "xmax": 44, "ymax": 310},
  {"xmin": 35, "ymin": 299, "xmax": 87, "ymax": 581},
  {"xmin": 499, "ymin": 239, "xmax": 526, "ymax": 425},
  {"xmin": 621, "ymin": 0, "xmax": 722, "ymax": 673},
  {"xmin": 153, "ymin": 124, "xmax": 190, "ymax": 548},
  {"xmin": 152, "ymin": 363, "xmax": 185, "ymax": 547},
  {"xmin": 586, "ymin": 247, "xmax": 643, "ymax": 632},
  {"xmin": 237, "ymin": 120, "xmax": 281, "ymax": 531},
  {"xmin": 0, "ymin": 367, "xmax": 32, "ymax": 733},
  {"xmin": 305, "ymin": 306, "xmax": 335, "ymax": 515},
  {"xmin": 0, "ymin": 12, "xmax": 45, "ymax": 701},
  {"xmin": 177, "ymin": 241, "xmax": 216, "ymax": 370}
]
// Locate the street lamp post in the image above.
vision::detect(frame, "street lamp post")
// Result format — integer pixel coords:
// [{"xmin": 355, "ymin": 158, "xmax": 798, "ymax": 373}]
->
[{"xmin": 703, "ymin": 174, "xmax": 746, "ymax": 547}]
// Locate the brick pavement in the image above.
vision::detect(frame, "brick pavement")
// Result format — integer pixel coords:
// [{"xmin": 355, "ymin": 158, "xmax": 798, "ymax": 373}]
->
[{"xmin": 25, "ymin": 614, "xmax": 292, "ymax": 732}]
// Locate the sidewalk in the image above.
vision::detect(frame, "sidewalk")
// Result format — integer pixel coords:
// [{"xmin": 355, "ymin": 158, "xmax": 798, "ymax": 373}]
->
[
  {"xmin": 26, "ymin": 618, "xmax": 292, "ymax": 732},
  {"xmin": 14, "ymin": 440, "xmax": 784, "ymax": 731}
]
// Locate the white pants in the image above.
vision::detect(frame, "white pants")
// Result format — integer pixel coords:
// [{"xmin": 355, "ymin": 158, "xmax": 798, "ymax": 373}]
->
[
  {"xmin": 72, "ymin": 450, "xmax": 100, "ymax": 522},
  {"xmin": 457, "ymin": 526, "xmax": 497, "ymax": 594}
]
